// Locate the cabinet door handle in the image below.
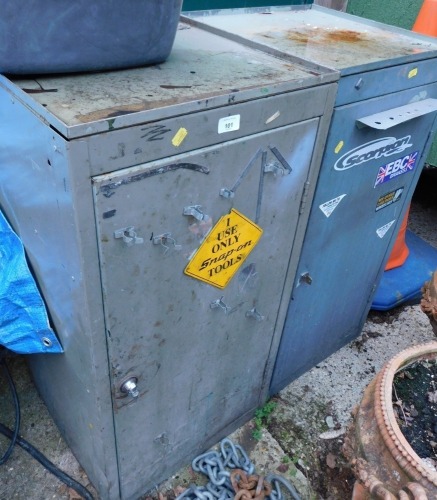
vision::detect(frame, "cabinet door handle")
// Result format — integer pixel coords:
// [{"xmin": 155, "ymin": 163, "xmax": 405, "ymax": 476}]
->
[{"xmin": 356, "ymin": 98, "xmax": 437, "ymax": 130}]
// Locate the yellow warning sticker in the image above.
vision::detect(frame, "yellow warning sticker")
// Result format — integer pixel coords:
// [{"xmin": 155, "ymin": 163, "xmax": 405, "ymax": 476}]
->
[
  {"xmin": 184, "ymin": 209, "xmax": 263, "ymax": 289},
  {"xmin": 408, "ymin": 68, "xmax": 418, "ymax": 79},
  {"xmin": 334, "ymin": 141, "xmax": 344, "ymax": 154},
  {"xmin": 172, "ymin": 127, "xmax": 188, "ymax": 147}
]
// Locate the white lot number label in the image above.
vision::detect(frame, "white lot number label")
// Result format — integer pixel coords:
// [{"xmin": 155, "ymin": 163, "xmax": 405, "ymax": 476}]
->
[{"xmin": 218, "ymin": 115, "xmax": 240, "ymax": 134}]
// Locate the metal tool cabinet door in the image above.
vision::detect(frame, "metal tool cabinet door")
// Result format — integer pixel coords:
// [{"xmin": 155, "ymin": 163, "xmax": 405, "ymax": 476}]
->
[
  {"xmin": 93, "ymin": 118, "xmax": 319, "ymax": 498},
  {"xmin": 270, "ymin": 88, "xmax": 437, "ymax": 395}
]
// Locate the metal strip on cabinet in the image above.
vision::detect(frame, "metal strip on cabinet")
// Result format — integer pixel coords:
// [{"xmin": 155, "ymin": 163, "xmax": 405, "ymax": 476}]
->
[{"xmin": 357, "ymin": 98, "xmax": 437, "ymax": 130}]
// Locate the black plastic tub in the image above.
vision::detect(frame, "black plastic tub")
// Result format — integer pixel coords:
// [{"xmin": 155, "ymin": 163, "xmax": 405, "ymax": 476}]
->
[{"xmin": 0, "ymin": 0, "xmax": 183, "ymax": 75}]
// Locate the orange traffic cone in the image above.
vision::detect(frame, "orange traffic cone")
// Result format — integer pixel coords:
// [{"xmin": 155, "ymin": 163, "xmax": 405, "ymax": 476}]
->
[
  {"xmin": 385, "ymin": 1, "xmax": 436, "ymax": 271},
  {"xmin": 385, "ymin": 206, "xmax": 410, "ymax": 271},
  {"xmin": 412, "ymin": 0, "xmax": 437, "ymax": 36}
]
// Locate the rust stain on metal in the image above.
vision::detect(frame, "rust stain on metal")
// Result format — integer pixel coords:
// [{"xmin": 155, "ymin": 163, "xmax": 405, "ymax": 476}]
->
[
  {"xmin": 75, "ymin": 96, "xmax": 200, "ymax": 122},
  {"xmin": 76, "ymin": 103, "xmax": 152, "ymax": 122},
  {"xmin": 284, "ymin": 28, "xmax": 366, "ymax": 45},
  {"xmin": 75, "ymin": 74, "xmax": 289, "ymax": 124},
  {"xmin": 285, "ymin": 31, "xmax": 313, "ymax": 44},
  {"xmin": 76, "ymin": 90, "xmax": 232, "ymax": 123},
  {"xmin": 325, "ymin": 30, "xmax": 364, "ymax": 43}
]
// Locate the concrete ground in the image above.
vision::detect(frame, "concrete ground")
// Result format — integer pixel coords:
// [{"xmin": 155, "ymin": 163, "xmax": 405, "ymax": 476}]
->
[{"xmin": 0, "ymin": 167, "xmax": 436, "ymax": 499}]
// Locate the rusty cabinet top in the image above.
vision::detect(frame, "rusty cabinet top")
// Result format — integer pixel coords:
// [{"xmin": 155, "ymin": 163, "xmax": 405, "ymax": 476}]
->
[
  {"xmin": 183, "ymin": 6, "xmax": 437, "ymax": 75},
  {"xmin": 0, "ymin": 21, "xmax": 337, "ymax": 139}
]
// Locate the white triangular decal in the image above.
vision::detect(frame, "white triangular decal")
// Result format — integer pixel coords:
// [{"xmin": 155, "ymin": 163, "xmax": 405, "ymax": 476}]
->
[
  {"xmin": 319, "ymin": 194, "xmax": 347, "ymax": 218},
  {"xmin": 376, "ymin": 220, "xmax": 396, "ymax": 238}
]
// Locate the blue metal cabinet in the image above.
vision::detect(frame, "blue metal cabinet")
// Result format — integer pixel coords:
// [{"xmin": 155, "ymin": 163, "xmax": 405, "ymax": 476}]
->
[
  {"xmin": 271, "ymin": 84, "xmax": 437, "ymax": 389},
  {"xmin": 183, "ymin": 6, "xmax": 437, "ymax": 392}
]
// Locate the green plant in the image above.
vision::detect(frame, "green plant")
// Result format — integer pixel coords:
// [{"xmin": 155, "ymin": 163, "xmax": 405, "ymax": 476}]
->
[{"xmin": 252, "ymin": 400, "xmax": 277, "ymax": 440}]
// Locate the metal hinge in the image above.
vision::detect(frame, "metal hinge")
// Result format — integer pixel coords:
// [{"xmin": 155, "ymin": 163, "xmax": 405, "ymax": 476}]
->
[{"xmin": 299, "ymin": 181, "xmax": 311, "ymax": 214}]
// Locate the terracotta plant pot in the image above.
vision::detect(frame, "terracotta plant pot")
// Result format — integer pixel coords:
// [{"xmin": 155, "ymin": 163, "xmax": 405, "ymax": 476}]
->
[
  {"xmin": 344, "ymin": 342, "xmax": 437, "ymax": 499},
  {"xmin": 421, "ymin": 271, "xmax": 437, "ymax": 336}
]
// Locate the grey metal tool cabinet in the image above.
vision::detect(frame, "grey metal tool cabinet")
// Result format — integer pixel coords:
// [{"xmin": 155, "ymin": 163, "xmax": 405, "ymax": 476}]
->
[
  {"xmin": 183, "ymin": 6, "xmax": 437, "ymax": 394},
  {"xmin": 0, "ymin": 22, "xmax": 337, "ymax": 499}
]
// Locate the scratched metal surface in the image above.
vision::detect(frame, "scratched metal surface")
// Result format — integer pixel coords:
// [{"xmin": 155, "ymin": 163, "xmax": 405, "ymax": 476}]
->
[
  {"xmin": 6, "ymin": 22, "xmax": 330, "ymax": 135},
  {"xmin": 184, "ymin": 6, "xmax": 437, "ymax": 74}
]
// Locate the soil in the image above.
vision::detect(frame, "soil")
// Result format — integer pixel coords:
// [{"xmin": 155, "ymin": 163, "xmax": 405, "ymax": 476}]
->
[
  {"xmin": 263, "ymin": 302, "xmax": 437, "ymax": 499},
  {"xmin": 393, "ymin": 359, "xmax": 437, "ymax": 466},
  {"xmin": 266, "ymin": 394, "xmax": 355, "ymax": 500}
]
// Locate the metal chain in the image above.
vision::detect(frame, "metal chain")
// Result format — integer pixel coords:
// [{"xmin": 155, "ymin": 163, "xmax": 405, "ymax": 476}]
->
[
  {"xmin": 266, "ymin": 474, "xmax": 301, "ymax": 500},
  {"xmin": 175, "ymin": 438, "xmax": 301, "ymax": 500},
  {"xmin": 230, "ymin": 469, "xmax": 272, "ymax": 500},
  {"xmin": 220, "ymin": 439, "xmax": 254, "ymax": 474}
]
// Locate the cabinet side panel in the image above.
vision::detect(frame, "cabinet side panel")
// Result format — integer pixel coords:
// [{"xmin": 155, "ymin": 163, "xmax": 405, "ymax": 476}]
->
[{"xmin": 0, "ymin": 89, "xmax": 120, "ymax": 499}]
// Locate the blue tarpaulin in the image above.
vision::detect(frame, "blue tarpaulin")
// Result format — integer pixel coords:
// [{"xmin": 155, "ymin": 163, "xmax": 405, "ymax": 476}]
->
[{"xmin": 0, "ymin": 210, "xmax": 62, "ymax": 354}]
